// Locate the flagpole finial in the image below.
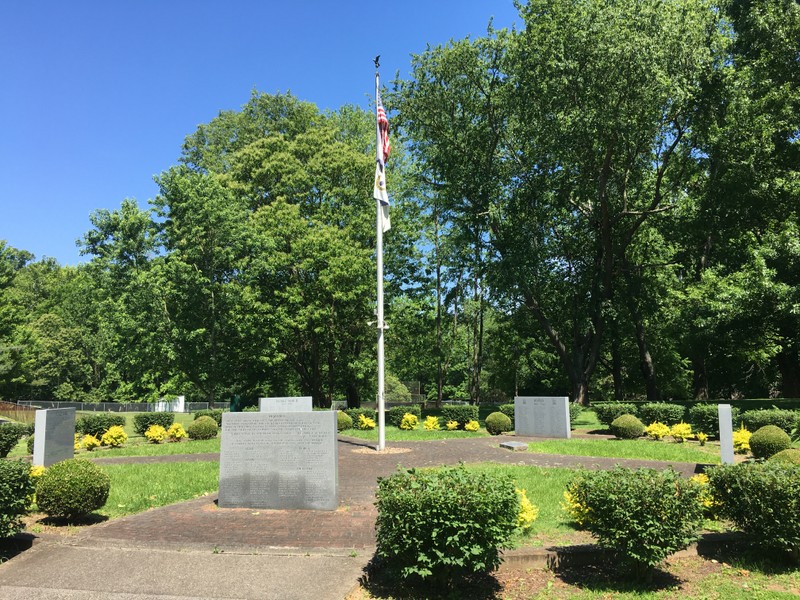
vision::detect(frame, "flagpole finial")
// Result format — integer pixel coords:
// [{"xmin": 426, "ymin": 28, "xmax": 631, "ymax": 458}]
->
[{"xmin": 374, "ymin": 55, "xmax": 380, "ymax": 70}]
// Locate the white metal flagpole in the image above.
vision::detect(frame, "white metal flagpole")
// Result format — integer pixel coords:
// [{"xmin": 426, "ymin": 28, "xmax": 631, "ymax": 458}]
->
[{"xmin": 374, "ymin": 59, "xmax": 386, "ymax": 451}]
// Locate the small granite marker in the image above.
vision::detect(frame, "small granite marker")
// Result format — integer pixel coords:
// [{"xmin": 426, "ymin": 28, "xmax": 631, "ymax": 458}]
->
[
  {"xmin": 514, "ymin": 396, "xmax": 571, "ymax": 439},
  {"xmin": 500, "ymin": 441, "xmax": 529, "ymax": 452},
  {"xmin": 33, "ymin": 408, "xmax": 76, "ymax": 467},
  {"xmin": 718, "ymin": 404, "xmax": 735, "ymax": 465},
  {"xmin": 219, "ymin": 411, "xmax": 338, "ymax": 510},
  {"xmin": 258, "ymin": 396, "xmax": 313, "ymax": 413}
]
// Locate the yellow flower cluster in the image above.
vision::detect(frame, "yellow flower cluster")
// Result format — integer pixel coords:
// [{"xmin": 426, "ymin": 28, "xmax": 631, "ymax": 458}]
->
[
  {"xmin": 464, "ymin": 420, "xmax": 480, "ymax": 432},
  {"xmin": 423, "ymin": 416, "xmax": 441, "ymax": 431},
  {"xmin": 167, "ymin": 423, "xmax": 187, "ymax": 441},
  {"xmin": 358, "ymin": 414, "xmax": 376, "ymax": 430},
  {"xmin": 696, "ymin": 432, "xmax": 708, "ymax": 446},
  {"xmin": 670, "ymin": 422, "xmax": 693, "ymax": 443},
  {"xmin": 445, "ymin": 420, "xmax": 460, "ymax": 431},
  {"xmin": 561, "ymin": 482, "xmax": 591, "ymax": 527},
  {"xmin": 81, "ymin": 434, "xmax": 101, "ymax": 451},
  {"xmin": 733, "ymin": 425, "xmax": 751, "ymax": 454},
  {"xmin": 516, "ymin": 488, "xmax": 539, "ymax": 531},
  {"xmin": 645, "ymin": 422, "xmax": 670, "ymax": 440},
  {"xmin": 145, "ymin": 424, "xmax": 167, "ymax": 444},
  {"xmin": 400, "ymin": 413, "xmax": 419, "ymax": 430},
  {"xmin": 101, "ymin": 425, "xmax": 128, "ymax": 447}
]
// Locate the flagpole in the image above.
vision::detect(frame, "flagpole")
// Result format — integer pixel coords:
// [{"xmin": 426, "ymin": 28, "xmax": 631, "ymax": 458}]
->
[{"xmin": 374, "ymin": 60, "xmax": 386, "ymax": 452}]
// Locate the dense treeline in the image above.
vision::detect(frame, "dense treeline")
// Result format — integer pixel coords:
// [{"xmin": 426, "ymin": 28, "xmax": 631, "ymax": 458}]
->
[{"xmin": 0, "ymin": 0, "xmax": 797, "ymax": 406}]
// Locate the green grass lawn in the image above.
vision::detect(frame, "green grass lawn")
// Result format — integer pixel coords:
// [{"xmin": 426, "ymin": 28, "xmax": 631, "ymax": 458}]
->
[
  {"xmin": 341, "ymin": 427, "xmax": 489, "ymax": 441},
  {"xmin": 526, "ymin": 438, "xmax": 721, "ymax": 463},
  {"xmin": 97, "ymin": 461, "xmax": 219, "ymax": 519}
]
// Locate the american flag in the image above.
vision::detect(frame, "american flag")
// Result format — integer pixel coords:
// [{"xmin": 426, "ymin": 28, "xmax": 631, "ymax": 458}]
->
[{"xmin": 377, "ymin": 89, "xmax": 390, "ymax": 164}]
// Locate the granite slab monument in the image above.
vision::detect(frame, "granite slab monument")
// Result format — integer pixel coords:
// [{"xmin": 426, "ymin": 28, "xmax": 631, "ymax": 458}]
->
[
  {"xmin": 514, "ymin": 396, "xmax": 571, "ymax": 439},
  {"xmin": 718, "ymin": 403, "xmax": 735, "ymax": 465},
  {"xmin": 258, "ymin": 396, "xmax": 313, "ymax": 413},
  {"xmin": 219, "ymin": 411, "xmax": 338, "ymax": 510},
  {"xmin": 33, "ymin": 408, "xmax": 76, "ymax": 467}
]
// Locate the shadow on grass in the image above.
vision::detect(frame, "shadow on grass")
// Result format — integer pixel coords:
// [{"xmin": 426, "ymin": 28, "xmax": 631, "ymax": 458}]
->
[
  {"xmin": 553, "ymin": 556, "xmax": 683, "ymax": 593},
  {"xmin": 697, "ymin": 534, "xmax": 800, "ymax": 574},
  {"xmin": 359, "ymin": 555, "xmax": 503, "ymax": 600},
  {"xmin": 36, "ymin": 513, "xmax": 109, "ymax": 527}
]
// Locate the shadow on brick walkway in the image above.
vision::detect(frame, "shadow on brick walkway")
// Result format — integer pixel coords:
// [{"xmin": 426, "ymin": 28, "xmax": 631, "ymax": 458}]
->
[{"xmin": 78, "ymin": 435, "xmax": 713, "ymax": 553}]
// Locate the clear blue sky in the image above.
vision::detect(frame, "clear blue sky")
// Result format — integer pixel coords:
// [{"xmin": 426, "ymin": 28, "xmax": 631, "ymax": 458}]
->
[{"xmin": 0, "ymin": 0, "xmax": 520, "ymax": 266}]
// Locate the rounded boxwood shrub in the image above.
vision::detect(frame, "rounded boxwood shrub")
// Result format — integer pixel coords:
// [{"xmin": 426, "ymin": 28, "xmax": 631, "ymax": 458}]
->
[
  {"xmin": 0, "ymin": 423, "xmax": 29, "ymax": 458},
  {"xmin": 638, "ymin": 402, "xmax": 686, "ymax": 426},
  {"xmin": 193, "ymin": 408, "xmax": 223, "ymax": 426},
  {"xmin": 76, "ymin": 413, "xmax": 126, "ymax": 438},
  {"xmin": 337, "ymin": 411, "xmax": 353, "ymax": 432},
  {"xmin": 610, "ymin": 414, "xmax": 645, "ymax": 439},
  {"xmin": 375, "ymin": 465, "xmax": 518, "ymax": 584},
  {"xmin": 499, "ymin": 403, "xmax": 515, "ymax": 426},
  {"xmin": 187, "ymin": 416, "xmax": 218, "ymax": 440},
  {"xmin": 707, "ymin": 462, "xmax": 800, "ymax": 558},
  {"xmin": 0, "ymin": 460, "xmax": 35, "ymax": 538},
  {"xmin": 133, "ymin": 412, "xmax": 175, "ymax": 436},
  {"xmin": 749, "ymin": 425, "xmax": 792, "ymax": 459},
  {"xmin": 591, "ymin": 402, "xmax": 638, "ymax": 427},
  {"xmin": 36, "ymin": 459, "xmax": 110, "ymax": 519},
  {"xmin": 566, "ymin": 467, "xmax": 704, "ymax": 573},
  {"xmin": 485, "ymin": 412, "xmax": 512, "ymax": 435},
  {"xmin": 769, "ymin": 448, "xmax": 800, "ymax": 465}
]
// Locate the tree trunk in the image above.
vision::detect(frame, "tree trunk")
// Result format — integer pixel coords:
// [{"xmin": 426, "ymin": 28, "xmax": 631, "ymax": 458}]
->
[
  {"xmin": 777, "ymin": 342, "xmax": 800, "ymax": 398},
  {"xmin": 692, "ymin": 354, "xmax": 709, "ymax": 400}
]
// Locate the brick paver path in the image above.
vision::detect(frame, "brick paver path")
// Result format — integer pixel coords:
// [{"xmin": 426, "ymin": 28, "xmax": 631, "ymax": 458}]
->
[{"xmin": 78, "ymin": 435, "xmax": 713, "ymax": 552}]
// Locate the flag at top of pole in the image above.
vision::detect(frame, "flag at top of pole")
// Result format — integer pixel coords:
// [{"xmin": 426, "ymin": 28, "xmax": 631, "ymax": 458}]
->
[{"xmin": 373, "ymin": 84, "xmax": 391, "ymax": 232}]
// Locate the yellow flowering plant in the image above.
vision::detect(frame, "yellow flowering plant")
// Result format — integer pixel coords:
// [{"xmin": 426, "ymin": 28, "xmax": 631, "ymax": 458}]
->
[
  {"xmin": 670, "ymin": 422, "xmax": 693, "ymax": 443},
  {"xmin": 145, "ymin": 424, "xmax": 167, "ymax": 444},
  {"xmin": 696, "ymin": 432, "xmax": 708, "ymax": 446},
  {"xmin": 81, "ymin": 434, "xmax": 101, "ymax": 451},
  {"xmin": 445, "ymin": 420, "xmax": 460, "ymax": 431},
  {"xmin": 645, "ymin": 422, "xmax": 670, "ymax": 440},
  {"xmin": 516, "ymin": 488, "xmax": 539, "ymax": 532},
  {"xmin": 423, "ymin": 415, "xmax": 441, "ymax": 431},
  {"xmin": 167, "ymin": 423, "xmax": 187, "ymax": 441},
  {"xmin": 464, "ymin": 420, "xmax": 480, "ymax": 432},
  {"xmin": 399, "ymin": 413, "xmax": 419, "ymax": 430},
  {"xmin": 733, "ymin": 425, "xmax": 751, "ymax": 454},
  {"xmin": 101, "ymin": 425, "xmax": 128, "ymax": 447},
  {"xmin": 358, "ymin": 414, "xmax": 376, "ymax": 430}
]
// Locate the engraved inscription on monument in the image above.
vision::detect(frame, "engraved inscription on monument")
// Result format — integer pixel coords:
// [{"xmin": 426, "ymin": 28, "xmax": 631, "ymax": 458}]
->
[
  {"xmin": 258, "ymin": 396, "xmax": 313, "ymax": 413},
  {"xmin": 33, "ymin": 408, "xmax": 76, "ymax": 467},
  {"xmin": 219, "ymin": 411, "xmax": 338, "ymax": 510},
  {"xmin": 514, "ymin": 396, "xmax": 571, "ymax": 439}
]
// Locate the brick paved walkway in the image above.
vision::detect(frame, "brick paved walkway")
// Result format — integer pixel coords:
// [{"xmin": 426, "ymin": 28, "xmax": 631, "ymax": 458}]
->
[{"xmin": 79, "ymin": 435, "xmax": 712, "ymax": 553}]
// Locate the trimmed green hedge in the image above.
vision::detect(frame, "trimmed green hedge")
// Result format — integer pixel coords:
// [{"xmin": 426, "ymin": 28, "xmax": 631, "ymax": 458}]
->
[
  {"xmin": 440, "ymin": 404, "xmax": 479, "ymax": 428},
  {"xmin": 688, "ymin": 403, "xmax": 740, "ymax": 437},
  {"xmin": 740, "ymin": 408, "xmax": 799, "ymax": 434},
  {"xmin": 591, "ymin": 402, "xmax": 638, "ymax": 426},
  {"xmin": 0, "ymin": 460, "xmax": 35, "ymax": 538},
  {"xmin": 193, "ymin": 408, "xmax": 224, "ymax": 426},
  {"xmin": 133, "ymin": 412, "xmax": 175, "ymax": 436},
  {"xmin": 0, "ymin": 423, "xmax": 29, "ymax": 458},
  {"xmin": 387, "ymin": 405, "xmax": 421, "ymax": 427},
  {"xmin": 638, "ymin": 402, "xmax": 685, "ymax": 426},
  {"xmin": 76, "ymin": 413, "xmax": 126, "ymax": 438},
  {"xmin": 344, "ymin": 408, "xmax": 377, "ymax": 424}
]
